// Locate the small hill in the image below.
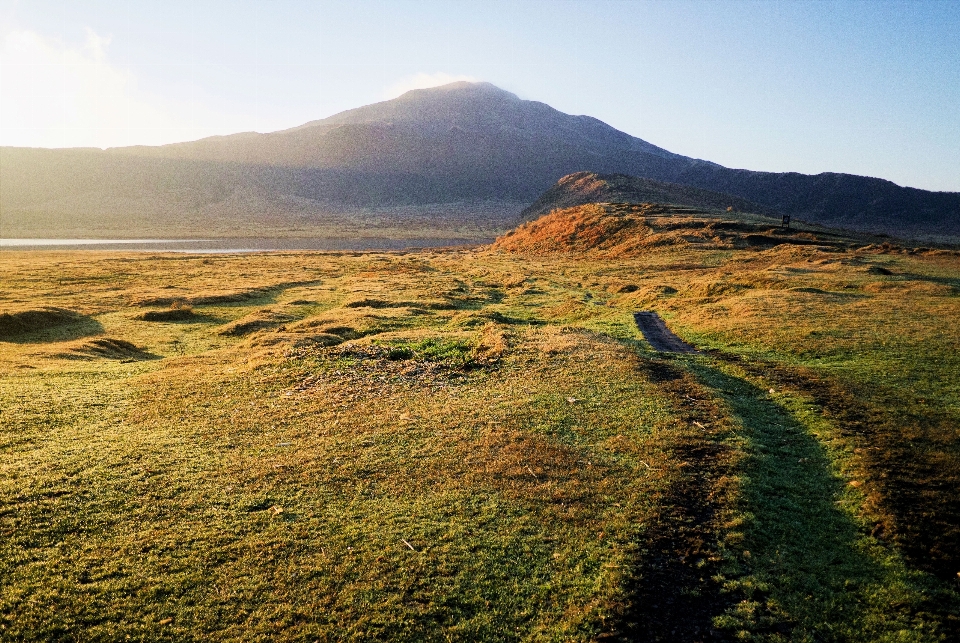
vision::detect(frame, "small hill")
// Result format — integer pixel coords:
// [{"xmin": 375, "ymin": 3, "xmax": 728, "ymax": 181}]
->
[
  {"xmin": 520, "ymin": 172, "xmax": 773, "ymax": 220},
  {"xmin": 494, "ymin": 202, "xmax": 854, "ymax": 258}
]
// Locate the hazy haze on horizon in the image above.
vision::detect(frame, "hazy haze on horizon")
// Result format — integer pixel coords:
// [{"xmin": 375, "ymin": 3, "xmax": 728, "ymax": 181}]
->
[{"xmin": 1, "ymin": 0, "xmax": 958, "ymax": 192}]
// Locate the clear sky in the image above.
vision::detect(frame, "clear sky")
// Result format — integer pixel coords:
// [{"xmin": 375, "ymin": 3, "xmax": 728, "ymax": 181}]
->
[{"xmin": 1, "ymin": 0, "xmax": 958, "ymax": 191}]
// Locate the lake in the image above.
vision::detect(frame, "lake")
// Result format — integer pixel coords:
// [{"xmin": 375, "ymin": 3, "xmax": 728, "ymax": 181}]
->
[{"xmin": 0, "ymin": 238, "xmax": 490, "ymax": 252}]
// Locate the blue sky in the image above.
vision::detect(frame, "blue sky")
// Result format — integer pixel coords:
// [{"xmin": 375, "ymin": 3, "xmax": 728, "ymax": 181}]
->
[{"xmin": 1, "ymin": 0, "xmax": 958, "ymax": 191}]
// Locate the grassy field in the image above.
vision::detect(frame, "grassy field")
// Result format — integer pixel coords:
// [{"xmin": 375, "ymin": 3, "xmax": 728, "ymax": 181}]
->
[{"xmin": 1, "ymin": 207, "xmax": 959, "ymax": 641}]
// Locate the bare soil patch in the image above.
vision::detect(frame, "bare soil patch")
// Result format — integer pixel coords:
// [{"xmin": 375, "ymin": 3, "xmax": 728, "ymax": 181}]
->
[{"xmin": 633, "ymin": 312, "xmax": 699, "ymax": 353}]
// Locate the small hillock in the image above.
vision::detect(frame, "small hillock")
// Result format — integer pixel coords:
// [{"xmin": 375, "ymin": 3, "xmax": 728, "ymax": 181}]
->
[
  {"xmin": 0, "ymin": 308, "xmax": 88, "ymax": 339},
  {"xmin": 495, "ymin": 202, "xmax": 847, "ymax": 257},
  {"xmin": 520, "ymin": 171, "xmax": 774, "ymax": 220}
]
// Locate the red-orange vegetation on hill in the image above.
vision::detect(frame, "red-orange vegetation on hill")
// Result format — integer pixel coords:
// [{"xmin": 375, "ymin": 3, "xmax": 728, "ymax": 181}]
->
[
  {"xmin": 495, "ymin": 201, "xmax": 862, "ymax": 259},
  {"xmin": 554, "ymin": 172, "xmax": 608, "ymax": 200},
  {"xmin": 493, "ymin": 202, "xmax": 733, "ymax": 258}
]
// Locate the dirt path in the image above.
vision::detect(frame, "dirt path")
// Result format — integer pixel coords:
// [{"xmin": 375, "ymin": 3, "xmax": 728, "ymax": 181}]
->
[
  {"xmin": 633, "ymin": 311, "xmax": 699, "ymax": 353},
  {"xmin": 619, "ymin": 359, "xmax": 735, "ymax": 641}
]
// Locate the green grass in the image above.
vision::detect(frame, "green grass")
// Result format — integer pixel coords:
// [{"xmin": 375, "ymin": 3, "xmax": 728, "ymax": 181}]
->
[
  {"xmin": 1, "ymin": 239, "xmax": 959, "ymax": 640},
  {"xmin": 689, "ymin": 360, "xmax": 955, "ymax": 641},
  {"xmin": 380, "ymin": 337, "xmax": 478, "ymax": 366},
  {"xmin": 0, "ymin": 343, "xmax": 674, "ymax": 641}
]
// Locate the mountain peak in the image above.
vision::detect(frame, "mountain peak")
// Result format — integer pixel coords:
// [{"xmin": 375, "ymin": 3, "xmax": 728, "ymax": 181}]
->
[
  {"xmin": 306, "ymin": 81, "xmax": 526, "ymax": 130},
  {"xmin": 46, "ymin": 82, "xmax": 957, "ymax": 239},
  {"xmin": 397, "ymin": 81, "xmax": 519, "ymax": 101}
]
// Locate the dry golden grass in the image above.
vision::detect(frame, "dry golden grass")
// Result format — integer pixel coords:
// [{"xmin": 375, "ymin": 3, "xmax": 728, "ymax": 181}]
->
[
  {"xmin": 493, "ymin": 202, "xmax": 855, "ymax": 259},
  {"xmin": 2, "ymin": 220, "xmax": 959, "ymax": 640}
]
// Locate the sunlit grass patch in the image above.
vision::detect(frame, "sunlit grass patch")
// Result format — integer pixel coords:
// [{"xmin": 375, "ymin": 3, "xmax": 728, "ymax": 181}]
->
[
  {"xmin": 0, "ymin": 300, "xmax": 686, "ymax": 640},
  {"xmin": 380, "ymin": 336, "xmax": 477, "ymax": 366},
  {"xmin": 2, "ymin": 237, "xmax": 960, "ymax": 640},
  {"xmin": 690, "ymin": 360, "xmax": 958, "ymax": 641}
]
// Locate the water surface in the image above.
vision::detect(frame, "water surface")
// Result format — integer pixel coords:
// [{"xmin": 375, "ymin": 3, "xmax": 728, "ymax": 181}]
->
[{"xmin": 0, "ymin": 238, "xmax": 489, "ymax": 252}]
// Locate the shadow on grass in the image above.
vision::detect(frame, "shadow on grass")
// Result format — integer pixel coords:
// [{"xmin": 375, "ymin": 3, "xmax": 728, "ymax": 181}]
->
[
  {"xmin": 136, "ymin": 310, "xmax": 224, "ymax": 324},
  {"xmin": 69, "ymin": 338, "xmax": 163, "ymax": 361},
  {"xmin": 687, "ymin": 362, "xmax": 957, "ymax": 641},
  {"xmin": 135, "ymin": 279, "xmax": 326, "ymax": 308},
  {"xmin": 0, "ymin": 311, "xmax": 104, "ymax": 344},
  {"xmin": 618, "ymin": 352, "xmax": 736, "ymax": 642},
  {"xmin": 443, "ymin": 288, "xmax": 506, "ymax": 311},
  {"xmin": 900, "ymin": 273, "xmax": 960, "ymax": 292}
]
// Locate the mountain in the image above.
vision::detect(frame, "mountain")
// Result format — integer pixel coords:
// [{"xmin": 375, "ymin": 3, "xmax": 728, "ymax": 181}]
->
[
  {"xmin": 520, "ymin": 172, "xmax": 775, "ymax": 220},
  {"xmin": 2, "ymin": 81, "xmax": 958, "ymax": 239}
]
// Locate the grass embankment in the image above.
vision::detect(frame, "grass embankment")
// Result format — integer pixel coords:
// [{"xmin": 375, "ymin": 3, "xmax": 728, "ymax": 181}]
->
[{"xmin": 1, "ymin": 215, "xmax": 959, "ymax": 642}]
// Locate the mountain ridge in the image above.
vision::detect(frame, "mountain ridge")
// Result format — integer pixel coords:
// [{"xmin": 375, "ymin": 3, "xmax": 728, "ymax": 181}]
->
[
  {"xmin": 520, "ymin": 171, "xmax": 776, "ymax": 220},
  {"xmin": 2, "ymin": 82, "xmax": 958, "ymax": 240}
]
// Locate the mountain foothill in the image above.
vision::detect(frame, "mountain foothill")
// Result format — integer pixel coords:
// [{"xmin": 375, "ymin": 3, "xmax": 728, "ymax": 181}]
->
[{"xmin": 2, "ymin": 81, "xmax": 957, "ymax": 240}]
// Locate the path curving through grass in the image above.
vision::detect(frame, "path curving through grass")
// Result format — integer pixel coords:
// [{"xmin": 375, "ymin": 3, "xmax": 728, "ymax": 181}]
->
[{"xmin": 683, "ymin": 358, "xmax": 958, "ymax": 641}]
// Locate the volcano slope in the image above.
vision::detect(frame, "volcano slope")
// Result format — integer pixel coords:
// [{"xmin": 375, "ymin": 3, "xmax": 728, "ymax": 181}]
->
[
  {"xmin": 1, "ymin": 213, "xmax": 959, "ymax": 641},
  {"xmin": 6, "ymin": 82, "xmax": 960, "ymax": 242}
]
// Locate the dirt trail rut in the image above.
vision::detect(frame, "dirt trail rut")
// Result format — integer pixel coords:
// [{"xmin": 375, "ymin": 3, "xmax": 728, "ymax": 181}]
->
[{"xmin": 633, "ymin": 311, "xmax": 699, "ymax": 353}]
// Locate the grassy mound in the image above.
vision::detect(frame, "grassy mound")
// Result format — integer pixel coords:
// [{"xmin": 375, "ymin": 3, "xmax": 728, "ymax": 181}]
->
[
  {"xmin": 0, "ymin": 308, "xmax": 86, "ymax": 339},
  {"xmin": 138, "ymin": 308, "xmax": 198, "ymax": 322},
  {"xmin": 217, "ymin": 309, "xmax": 294, "ymax": 336},
  {"xmin": 64, "ymin": 338, "xmax": 157, "ymax": 361},
  {"xmin": 494, "ymin": 202, "xmax": 851, "ymax": 258},
  {"xmin": 494, "ymin": 203, "xmax": 660, "ymax": 255}
]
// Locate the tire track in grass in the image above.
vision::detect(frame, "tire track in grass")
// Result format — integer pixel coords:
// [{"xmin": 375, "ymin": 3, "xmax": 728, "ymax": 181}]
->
[
  {"xmin": 720, "ymin": 353, "xmax": 960, "ymax": 585},
  {"xmin": 687, "ymin": 361, "xmax": 958, "ymax": 642},
  {"xmin": 619, "ymin": 357, "xmax": 737, "ymax": 642},
  {"xmin": 614, "ymin": 333, "xmax": 958, "ymax": 640},
  {"xmin": 633, "ymin": 311, "xmax": 699, "ymax": 354}
]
